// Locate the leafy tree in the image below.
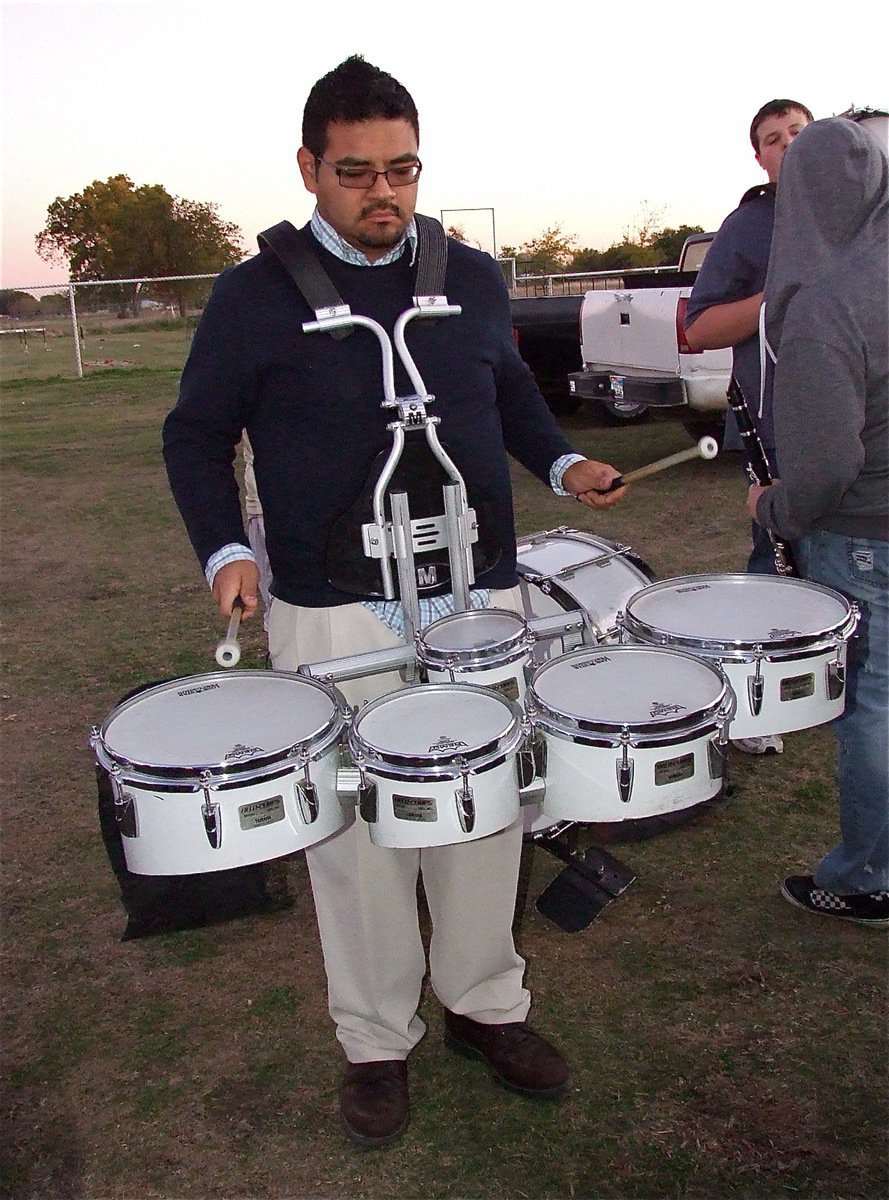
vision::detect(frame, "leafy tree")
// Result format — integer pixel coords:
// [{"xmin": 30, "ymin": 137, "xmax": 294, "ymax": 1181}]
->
[
  {"xmin": 36, "ymin": 175, "xmax": 243, "ymax": 315},
  {"xmin": 515, "ymin": 224, "xmax": 577, "ymax": 274},
  {"xmin": 648, "ymin": 224, "xmax": 706, "ymax": 266},
  {"xmin": 37, "ymin": 292, "xmax": 69, "ymax": 317},
  {"xmin": 446, "ymin": 224, "xmax": 467, "ymax": 242},
  {"xmin": 0, "ymin": 290, "xmax": 40, "ymax": 318}
]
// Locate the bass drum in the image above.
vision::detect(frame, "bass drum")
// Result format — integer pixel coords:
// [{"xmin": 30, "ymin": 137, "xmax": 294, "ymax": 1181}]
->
[{"xmin": 516, "ymin": 527, "xmax": 655, "ymax": 660}]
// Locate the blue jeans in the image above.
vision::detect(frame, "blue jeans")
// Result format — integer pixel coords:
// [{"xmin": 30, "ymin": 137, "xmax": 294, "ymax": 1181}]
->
[{"xmin": 802, "ymin": 530, "xmax": 889, "ymax": 894}]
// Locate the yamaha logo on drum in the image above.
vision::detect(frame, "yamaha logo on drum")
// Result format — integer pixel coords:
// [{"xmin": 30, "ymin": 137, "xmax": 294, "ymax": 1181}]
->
[
  {"xmin": 650, "ymin": 701, "xmax": 686, "ymax": 719},
  {"xmin": 570, "ymin": 654, "xmax": 610, "ymax": 669},
  {"xmin": 428, "ymin": 735, "xmax": 469, "ymax": 753},
  {"xmin": 225, "ymin": 743, "xmax": 264, "ymax": 762},
  {"xmin": 176, "ymin": 682, "xmax": 221, "ymax": 697}
]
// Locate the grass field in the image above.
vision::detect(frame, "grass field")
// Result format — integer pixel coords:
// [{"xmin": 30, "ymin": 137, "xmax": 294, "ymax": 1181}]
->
[{"xmin": 1, "ymin": 329, "xmax": 886, "ymax": 1200}]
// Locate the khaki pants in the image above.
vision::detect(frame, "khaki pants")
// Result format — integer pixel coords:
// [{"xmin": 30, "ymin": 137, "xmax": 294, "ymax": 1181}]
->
[{"xmin": 268, "ymin": 592, "xmax": 530, "ymax": 1063}]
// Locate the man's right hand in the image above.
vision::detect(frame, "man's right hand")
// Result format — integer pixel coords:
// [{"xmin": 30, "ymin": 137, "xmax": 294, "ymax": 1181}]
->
[{"xmin": 212, "ymin": 560, "xmax": 261, "ymax": 620}]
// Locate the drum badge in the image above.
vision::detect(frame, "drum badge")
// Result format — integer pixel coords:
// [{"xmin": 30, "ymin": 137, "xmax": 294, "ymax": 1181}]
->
[
  {"xmin": 225, "ymin": 743, "xmax": 264, "ymax": 762},
  {"xmin": 428, "ymin": 734, "xmax": 469, "ymax": 753},
  {"xmin": 649, "ymin": 701, "xmax": 685, "ymax": 719}
]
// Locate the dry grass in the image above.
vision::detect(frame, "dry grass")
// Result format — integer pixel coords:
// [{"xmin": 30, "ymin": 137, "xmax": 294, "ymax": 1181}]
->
[{"xmin": 1, "ymin": 353, "xmax": 886, "ymax": 1200}]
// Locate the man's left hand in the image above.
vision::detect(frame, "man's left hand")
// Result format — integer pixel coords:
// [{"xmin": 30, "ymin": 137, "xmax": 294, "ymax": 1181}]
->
[
  {"xmin": 562, "ymin": 459, "xmax": 627, "ymax": 510},
  {"xmin": 746, "ymin": 483, "xmax": 769, "ymax": 521}
]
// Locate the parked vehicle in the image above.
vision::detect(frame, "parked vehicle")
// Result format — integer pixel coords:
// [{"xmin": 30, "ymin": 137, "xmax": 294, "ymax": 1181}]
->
[{"xmin": 510, "ymin": 233, "xmax": 731, "ymax": 438}]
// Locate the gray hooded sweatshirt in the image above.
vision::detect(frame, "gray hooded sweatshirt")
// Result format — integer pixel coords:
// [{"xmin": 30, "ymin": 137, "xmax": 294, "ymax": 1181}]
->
[{"xmin": 756, "ymin": 117, "xmax": 888, "ymax": 543}]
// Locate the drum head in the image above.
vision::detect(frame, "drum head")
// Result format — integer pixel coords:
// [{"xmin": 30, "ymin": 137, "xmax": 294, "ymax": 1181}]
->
[
  {"xmin": 625, "ymin": 574, "xmax": 851, "ymax": 651},
  {"xmin": 351, "ymin": 684, "xmax": 519, "ymax": 766},
  {"xmin": 101, "ymin": 671, "xmax": 340, "ymax": 773},
  {"xmin": 421, "ymin": 609, "xmax": 525, "ymax": 653},
  {"xmin": 530, "ymin": 645, "xmax": 725, "ymax": 730}
]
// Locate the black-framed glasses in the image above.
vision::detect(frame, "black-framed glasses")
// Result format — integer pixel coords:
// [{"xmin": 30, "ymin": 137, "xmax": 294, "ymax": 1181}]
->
[{"xmin": 316, "ymin": 157, "xmax": 422, "ymax": 189}]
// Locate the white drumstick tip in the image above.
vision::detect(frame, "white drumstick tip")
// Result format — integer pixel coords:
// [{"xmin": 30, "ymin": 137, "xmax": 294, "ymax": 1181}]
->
[
  {"xmin": 215, "ymin": 641, "xmax": 241, "ymax": 668},
  {"xmin": 698, "ymin": 436, "xmax": 719, "ymax": 460}
]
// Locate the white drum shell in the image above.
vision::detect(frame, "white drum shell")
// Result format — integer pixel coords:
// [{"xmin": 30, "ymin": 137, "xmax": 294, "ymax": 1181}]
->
[
  {"xmin": 516, "ymin": 527, "xmax": 653, "ymax": 657},
  {"xmin": 528, "ymin": 646, "xmax": 730, "ymax": 823},
  {"xmin": 108, "ymin": 746, "xmax": 349, "ymax": 875},
  {"xmin": 416, "ymin": 609, "xmax": 532, "ymax": 702},
  {"xmin": 348, "ymin": 683, "xmax": 523, "ymax": 848},
  {"xmin": 92, "ymin": 670, "xmax": 350, "ymax": 875},
  {"xmin": 622, "ymin": 574, "xmax": 857, "ymax": 738}
]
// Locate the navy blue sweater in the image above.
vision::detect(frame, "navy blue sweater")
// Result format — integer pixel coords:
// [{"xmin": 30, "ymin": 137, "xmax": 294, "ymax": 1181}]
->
[{"xmin": 163, "ymin": 223, "xmax": 577, "ymax": 607}]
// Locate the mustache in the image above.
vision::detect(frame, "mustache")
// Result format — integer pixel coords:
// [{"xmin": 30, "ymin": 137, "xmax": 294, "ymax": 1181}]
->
[{"xmin": 360, "ymin": 202, "xmax": 401, "ymax": 219}]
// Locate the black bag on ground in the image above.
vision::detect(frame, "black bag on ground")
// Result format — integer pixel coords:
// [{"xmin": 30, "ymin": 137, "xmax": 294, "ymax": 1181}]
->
[{"xmin": 96, "ymin": 680, "xmax": 293, "ymax": 940}]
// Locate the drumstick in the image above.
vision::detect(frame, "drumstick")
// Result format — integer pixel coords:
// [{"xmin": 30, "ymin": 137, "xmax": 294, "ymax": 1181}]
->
[
  {"xmin": 598, "ymin": 436, "xmax": 719, "ymax": 492},
  {"xmin": 215, "ymin": 597, "xmax": 245, "ymax": 668}
]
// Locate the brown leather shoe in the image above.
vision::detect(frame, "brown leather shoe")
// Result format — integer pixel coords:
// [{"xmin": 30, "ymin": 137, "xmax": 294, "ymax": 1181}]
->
[
  {"xmin": 443, "ymin": 1010, "xmax": 571, "ymax": 1097},
  {"xmin": 340, "ymin": 1059, "xmax": 409, "ymax": 1147}
]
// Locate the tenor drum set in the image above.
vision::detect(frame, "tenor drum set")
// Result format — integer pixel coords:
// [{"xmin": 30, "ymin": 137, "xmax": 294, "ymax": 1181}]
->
[{"xmin": 91, "ymin": 301, "xmax": 859, "ymax": 895}]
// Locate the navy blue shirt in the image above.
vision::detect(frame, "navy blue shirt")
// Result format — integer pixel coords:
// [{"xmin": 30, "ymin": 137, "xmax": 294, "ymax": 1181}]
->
[
  {"xmin": 163, "ymin": 224, "xmax": 576, "ymax": 607},
  {"xmin": 686, "ymin": 185, "xmax": 776, "ymax": 453}
]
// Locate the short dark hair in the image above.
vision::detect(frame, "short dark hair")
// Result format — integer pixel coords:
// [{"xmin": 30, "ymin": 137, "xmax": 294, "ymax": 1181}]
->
[
  {"xmin": 749, "ymin": 99, "xmax": 814, "ymax": 152},
  {"xmin": 302, "ymin": 55, "xmax": 420, "ymax": 158}
]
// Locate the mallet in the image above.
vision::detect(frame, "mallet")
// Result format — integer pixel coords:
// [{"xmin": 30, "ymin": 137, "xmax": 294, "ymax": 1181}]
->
[
  {"xmin": 599, "ymin": 436, "xmax": 719, "ymax": 492},
  {"xmin": 215, "ymin": 596, "xmax": 245, "ymax": 668}
]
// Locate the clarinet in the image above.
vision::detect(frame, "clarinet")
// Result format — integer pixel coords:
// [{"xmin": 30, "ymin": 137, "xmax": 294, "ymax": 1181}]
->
[{"xmin": 726, "ymin": 375, "xmax": 798, "ymax": 577}]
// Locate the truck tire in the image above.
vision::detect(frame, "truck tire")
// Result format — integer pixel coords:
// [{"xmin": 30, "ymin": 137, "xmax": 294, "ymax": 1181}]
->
[
  {"xmin": 679, "ymin": 410, "xmax": 725, "ymax": 444},
  {"xmin": 601, "ymin": 397, "xmax": 649, "ymax": 423}
]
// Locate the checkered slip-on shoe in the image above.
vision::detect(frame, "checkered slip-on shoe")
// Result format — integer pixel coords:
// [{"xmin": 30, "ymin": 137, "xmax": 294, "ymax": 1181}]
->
[{"xmin": 781, "ymin": 875, "xmax": 889, "ymax": 928}]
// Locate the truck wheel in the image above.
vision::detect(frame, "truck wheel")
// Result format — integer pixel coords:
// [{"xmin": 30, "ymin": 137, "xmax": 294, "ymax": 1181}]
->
[
  {"xmin": 601, "ymin": 398, "xmax": 649, "ymax": 423},
  {"xmin": 679, "ymin": 411, "xmax": 725, "ymax": 444},
  {"xmin": 545, "ymin": 392, "xmax": 583, "ymax": 417}
]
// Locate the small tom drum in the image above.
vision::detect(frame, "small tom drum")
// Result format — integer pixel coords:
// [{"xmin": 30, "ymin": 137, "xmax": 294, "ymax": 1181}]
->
[
  {"xmin": 621, "ymin": 574, "xmax": 858, "ymax": 739},
  {"xmin": 347, "ymin": 683, "xmax": 525, "ymax": 848},
  {"xmin": 91, "ymin": 671, "xmax": 349, "ymax": 875},
  {"xmin": 416, "ymin": 608, "xmax": 533, "ymax": 702}
]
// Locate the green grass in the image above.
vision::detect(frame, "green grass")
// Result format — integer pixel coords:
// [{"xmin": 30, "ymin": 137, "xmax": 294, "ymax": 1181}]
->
[{"xmin": 1, "ymin": 337, "xmax": 886, "ymax": 1200}]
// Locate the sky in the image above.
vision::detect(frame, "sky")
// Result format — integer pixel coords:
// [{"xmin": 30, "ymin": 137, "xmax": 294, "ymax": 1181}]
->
[{"xmin": 2, "ymin": 0, "xmax": 887, "ymax": 290}]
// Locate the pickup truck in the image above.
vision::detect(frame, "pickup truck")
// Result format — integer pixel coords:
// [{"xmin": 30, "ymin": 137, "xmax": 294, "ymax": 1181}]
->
[{"xmin": 510, "ymin": 232, "xmax": 731, "ymax": 438}]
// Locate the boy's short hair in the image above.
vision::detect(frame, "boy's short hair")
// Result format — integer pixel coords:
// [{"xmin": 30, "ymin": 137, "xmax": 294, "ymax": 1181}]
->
[
  {"xmin": 302, "ymin": 55, "xmax": 420, "ymax": 158},
  {"xmin": 749, "ymin": 99, "xmax": 814, "ymax": 151}
]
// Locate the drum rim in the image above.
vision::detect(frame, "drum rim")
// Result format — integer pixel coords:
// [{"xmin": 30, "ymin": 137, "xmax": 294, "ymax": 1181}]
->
[
  {"xmin": 94, "ymin": 669, "xmax": 345, "ymax": 780},
  {"xmin": 515, "ymin": 526, "xmax": 654, "ymax": 582},
  {"xmin": 417, "ymin": 607, "xmax": 533, "ymax": 669},
  {"xmin": 623, "ymin": 573, "xmax": 856, "ymax": 655},
  {"xmin": 348, "ymin": 682, "xmax": 525, "ymax": 779},
  {"xmin": 527, "ymin": 645, "xmax": 731, "ymax": 744}
]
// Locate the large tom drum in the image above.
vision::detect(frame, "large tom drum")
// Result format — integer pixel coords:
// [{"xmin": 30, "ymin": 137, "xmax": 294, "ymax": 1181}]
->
[
  {"xmin": 526, "ymin": 645, "xmax": 733, "ymax": 824},
  {"xmin": 91, "ymin": 671, "xmax": 349, "ymax": 875},
  {"xmin": 347, "ymin": 683, "xmax": 524, "ymax": 848},
  {"xmin": 516, "ymin": 527, "xmax": 654, "ymax": 657},
  {"xmin": 621, "ymin": 574, "xmax": 858, "ymax": 739}
]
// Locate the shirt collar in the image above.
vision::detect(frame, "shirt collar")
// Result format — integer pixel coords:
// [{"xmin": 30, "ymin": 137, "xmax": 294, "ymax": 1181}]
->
[{"xmin": 310, "ymin": 208, "xmax": 418, "ymax": 267}]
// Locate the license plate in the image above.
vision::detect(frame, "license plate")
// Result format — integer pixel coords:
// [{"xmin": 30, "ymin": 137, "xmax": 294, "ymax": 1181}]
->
[{"xmin": 609, "ymin": 374, "xmax": 625, "ymax": 399}]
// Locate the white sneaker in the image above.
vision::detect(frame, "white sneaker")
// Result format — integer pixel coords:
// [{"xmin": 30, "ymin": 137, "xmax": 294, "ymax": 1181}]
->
[{"xmin": 731, "ymin": 735, "xmax": 784, "ymax": 755}]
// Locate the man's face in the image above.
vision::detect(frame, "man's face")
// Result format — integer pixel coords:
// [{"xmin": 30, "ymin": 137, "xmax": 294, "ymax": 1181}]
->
[
  {"xmin": 755, "ymin": 108, "xmax": 811, "ymax": 182},
  {"xmin": 297, "ymin": 118, "xmax": 419, "ymax": 260}
]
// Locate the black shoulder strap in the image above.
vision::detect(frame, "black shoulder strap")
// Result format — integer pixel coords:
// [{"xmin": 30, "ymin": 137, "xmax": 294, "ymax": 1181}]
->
[
  {"xmin": 257, "ymin": 216, "xmax": 449, "ymax": 329},
  {"xmin": 413, "ymin": 214, "xmax": 448, "ymax": 300},
  {"xmin": 257, "ymin": 220, "xmax": 352, "ymax": 339}
]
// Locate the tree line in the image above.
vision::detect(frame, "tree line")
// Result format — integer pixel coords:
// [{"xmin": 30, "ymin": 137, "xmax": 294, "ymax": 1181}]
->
[{"xmin": 19, "ymin": 178, "xmax": 705, "ymax": 324}]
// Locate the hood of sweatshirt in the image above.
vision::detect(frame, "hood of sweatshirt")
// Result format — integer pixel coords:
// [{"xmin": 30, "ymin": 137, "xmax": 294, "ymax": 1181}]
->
[{"xmin": 764, "ymin": 117, "xmax": 888, "ymax": 353}]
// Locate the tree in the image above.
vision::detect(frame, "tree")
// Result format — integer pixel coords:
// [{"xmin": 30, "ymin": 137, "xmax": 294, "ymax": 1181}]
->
[
  {"xmin": 35, "ymin": 175, "xmax": 243, "ymax": 316},
  {"xmin": 515, "ymin": 224, "xmax": 578, "ymax": 274},
  {"xmin": 648, "ymin": 224, "xmax": 706, "ymax": 266},
  {"xmin": 0, "ymin": 290, "xmax": 40, "ymax": 319}
]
